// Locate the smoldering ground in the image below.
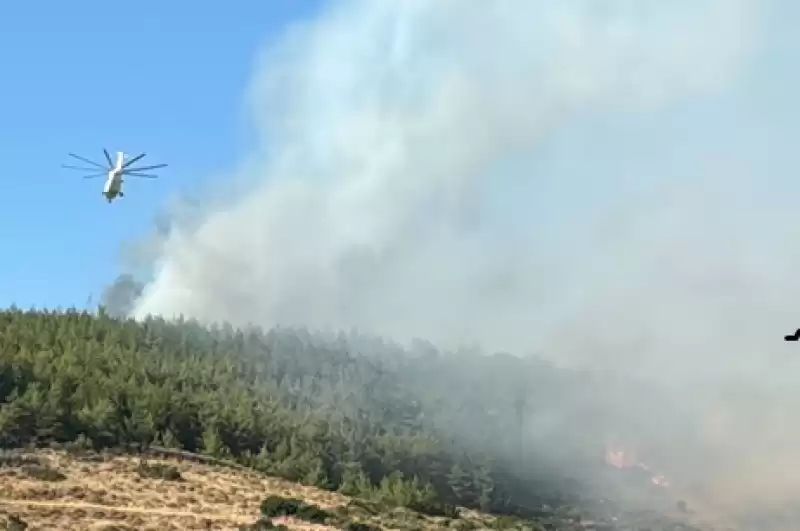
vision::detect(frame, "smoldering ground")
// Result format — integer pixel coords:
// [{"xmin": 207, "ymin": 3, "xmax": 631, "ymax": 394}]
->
[{"xmin": 123, "ymin": 0, "xmax": 799, "ymax": 527}]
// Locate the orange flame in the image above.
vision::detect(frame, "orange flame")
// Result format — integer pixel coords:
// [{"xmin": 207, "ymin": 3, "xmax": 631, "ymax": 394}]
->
[{"xmin": 605, "ymin": 445, "xmax": 669, "ymax": 488}]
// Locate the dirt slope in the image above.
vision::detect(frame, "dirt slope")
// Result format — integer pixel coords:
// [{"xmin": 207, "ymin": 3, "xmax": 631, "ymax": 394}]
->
[
  {"xmin": 0, "ymin": 449, "xmax": 722, "ymax": 531},
  {"xmin": 0, "ymin": 449, "xmax": 347, "ymax": 530}
]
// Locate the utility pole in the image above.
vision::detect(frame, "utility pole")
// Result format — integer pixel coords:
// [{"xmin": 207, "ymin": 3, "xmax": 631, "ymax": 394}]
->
[{"xmin": 513, "ymin": 390, "xmax": 527, "ymax": 467}]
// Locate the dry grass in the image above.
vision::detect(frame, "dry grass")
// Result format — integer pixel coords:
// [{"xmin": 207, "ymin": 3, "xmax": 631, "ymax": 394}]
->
[
  {"xmin": 0, "ymin": 450, "xmax": 718, "ymax": 531},
  {"xmin": 0, "ymin": 450, "xmax": 546, "ymax": 531},
  {"xmin": 0, "ymin": 450, "xmax": 348, "ymax": 530}
]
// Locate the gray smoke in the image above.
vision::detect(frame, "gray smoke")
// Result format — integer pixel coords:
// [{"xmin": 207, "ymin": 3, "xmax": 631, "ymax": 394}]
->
[
  {"xmin": 130, "ymin": 0, "xmax": 800, "ymax": 524},
  {"xmin": 101, "ymin": 274, "xmax": 145, "ymax": 319}
]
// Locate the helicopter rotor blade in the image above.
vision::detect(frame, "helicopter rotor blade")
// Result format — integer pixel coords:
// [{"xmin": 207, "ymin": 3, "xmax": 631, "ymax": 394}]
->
[
  {"xmin": 62, "ymin": 164, "xmax": 102, "ymax": 172},
  {"xmin": 82, "ymin": 173, "xmax": 107, "ymax": 179},
  {"xmin": 122, "ymin": 163, "xmax": 167, "ymax": 173},
  {"xmin": 124, "ymin": 172, "xmax": 159, "ymax": 179},
  {"xmin": 68, "ymin": 152, "xmax": 107, "ymax": 170},
  {"xmin": 122, "ymin": 153, "xmax": 146, "ymax": 168},
  {"xmin": 103, "ymin": 149, "xmax": 113, "ymax": 167}
]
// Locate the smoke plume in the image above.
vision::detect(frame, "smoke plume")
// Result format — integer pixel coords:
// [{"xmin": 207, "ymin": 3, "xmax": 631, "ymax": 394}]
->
[
  {"xmin": 130, "ymin": 0, "xmax": 800, "ymax": 525},
  {"xmin": 101, "ymin": 274, "xmax": 145, "ymax": 319}
]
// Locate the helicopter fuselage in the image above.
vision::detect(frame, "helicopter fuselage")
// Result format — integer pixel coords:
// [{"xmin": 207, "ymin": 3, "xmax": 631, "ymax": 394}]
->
[
  {"xmin": 102, "ymin": 154, "xmax": 126, "ymax": 203},
  {"xmin": 62, "ymin": 149, "xmax": 163, "ymax": 203}
]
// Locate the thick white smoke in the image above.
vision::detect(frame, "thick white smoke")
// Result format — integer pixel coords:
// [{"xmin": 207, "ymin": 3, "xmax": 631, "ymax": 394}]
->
[
  {"xmin": 134, "ymin": 0, "xmax": 769, "ymax": 352},
  {"xmin": 131, "ymin": 0, "xmax": 800, "ymax": 521}
]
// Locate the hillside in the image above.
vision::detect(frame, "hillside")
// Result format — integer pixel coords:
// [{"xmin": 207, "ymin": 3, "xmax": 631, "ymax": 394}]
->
[
  {"xmin": 0, "ymin": 448, "xmax": 283, "ymax": 529},
  {"xmin": 0, "ymin": 308, "xmax": 715, "ymax": 530},
  {"xmin": 0, "ymin": 448, "xmax": 700, "ymax": 531},
  {"xmin": 0, "ymin": 447, "xmax": 467, "ymax": 530}
]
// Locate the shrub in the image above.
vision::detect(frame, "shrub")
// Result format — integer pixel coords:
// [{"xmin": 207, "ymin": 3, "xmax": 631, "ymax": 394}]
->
[
  {"xmin": 259, "ymin": 495, "xmax": 333, "ymax": 524},
  {"xmin": 21, "ymin": 464, "xmax": 66, "ymax": 482},
  {"xmin": 1, "ymin": 514, "xmax": 28, "ymax": 531},
  {"xmin": 136, "ymin": 461, "xmax": 182, "ymax": 481}
]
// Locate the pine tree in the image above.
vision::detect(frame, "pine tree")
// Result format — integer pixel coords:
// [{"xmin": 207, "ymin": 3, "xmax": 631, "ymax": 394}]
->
[{"xmin": 201, "ymin": 425, "xmax": 224, "ymax": 457}]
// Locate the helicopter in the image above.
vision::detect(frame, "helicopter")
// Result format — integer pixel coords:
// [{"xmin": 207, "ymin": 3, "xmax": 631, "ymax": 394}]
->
[{"xmin": 61, "ymin": 149, "xmax": 167, "ymax": 203}]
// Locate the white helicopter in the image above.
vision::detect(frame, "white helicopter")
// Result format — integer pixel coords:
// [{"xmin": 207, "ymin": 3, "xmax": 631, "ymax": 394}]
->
[{"xmin": 61, "ymin": 149, "xmax": 167, "ymax": 203}]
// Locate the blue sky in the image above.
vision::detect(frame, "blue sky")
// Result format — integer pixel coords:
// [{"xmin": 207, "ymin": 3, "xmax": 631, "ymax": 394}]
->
[{"xmin": 0, "ymin": 0, "xmax": 323, "ymax": 309}]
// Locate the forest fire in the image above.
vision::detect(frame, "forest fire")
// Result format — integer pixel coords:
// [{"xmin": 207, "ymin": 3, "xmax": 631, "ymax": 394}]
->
[{"xmin": 605, "ymin": 445, "xmax": 670, "ymax": 488}]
